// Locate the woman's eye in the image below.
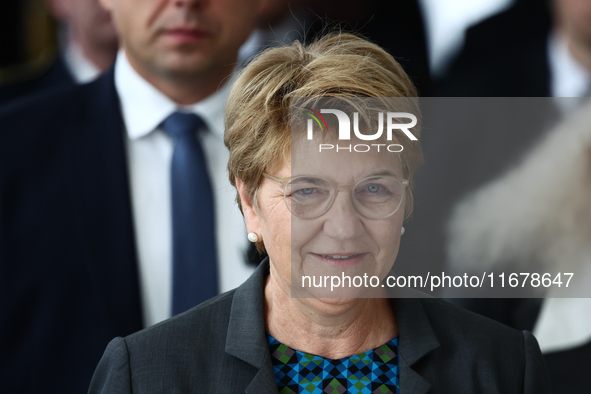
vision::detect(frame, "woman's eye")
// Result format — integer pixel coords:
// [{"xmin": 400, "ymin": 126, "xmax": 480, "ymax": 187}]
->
[
  {"xmin": 296, "ymin": 188, "xmax": 316, "ymax": 195},
  {"xmin": 367, "ymin": 184, "xmax": 382, "ymax": 193}
]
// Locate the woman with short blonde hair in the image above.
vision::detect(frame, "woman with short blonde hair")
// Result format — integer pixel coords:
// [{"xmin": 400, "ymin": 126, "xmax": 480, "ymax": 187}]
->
[{"xmin": 90, "ymin": 33, "xmax": 550, "ymax": 394}]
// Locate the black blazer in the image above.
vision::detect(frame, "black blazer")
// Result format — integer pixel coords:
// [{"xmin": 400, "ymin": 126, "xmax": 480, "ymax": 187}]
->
[
  {"xmin": 459, "ymin": 298, "xmax": 591, "ymax": 393},
  {"xmin": 89, "ymin": 259, "xmax": 551, "ymax": 394},
  {"xmin": 434, "ymin": 0, "xmax": 552, "ymax": 97},
  {"xmin": 0, "ymin": 70, "xmax": 143, "ymax": 393}
]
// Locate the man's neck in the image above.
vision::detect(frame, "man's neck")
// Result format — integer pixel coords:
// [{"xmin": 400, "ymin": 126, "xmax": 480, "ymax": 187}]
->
[
  {"xmin": 568, "ymin": 37, "xmax": 591, "ymax": 75},
  {"xmin": 70, "ymin": 33, "xmax": 117, "ymax": 73},
  {"xmin": 555, "ymin": 25, "xmax": 591, "ymax": 75}
]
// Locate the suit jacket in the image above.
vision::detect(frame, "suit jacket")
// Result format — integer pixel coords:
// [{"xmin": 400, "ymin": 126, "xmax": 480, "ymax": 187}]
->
[
  {"xmin": 0, "ymin": 56, "xmax": 75, "ymax": 106},
  {"xmin": 308, "ymin": 0, "xmax": 431, "ymax": 96},
  {"xmin": 434, "ymin": 0, "xmax": 552, "ymax": 97},
  {"xmin": 0, "ymin": 70, "xmax": 143, "ymax": 393},
  {"xmin": 89, "ymin": 259, "xmax": 551, "ymax": 394},
  {"xmin": 0, "ymin": 67, "xmax": 264, "ymax": 393},
  {"xmin": 459, "ymin": 298, "xmax": 591, "ymax": 393}
]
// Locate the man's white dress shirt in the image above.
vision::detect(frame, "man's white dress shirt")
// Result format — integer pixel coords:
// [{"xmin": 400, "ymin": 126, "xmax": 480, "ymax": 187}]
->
[
  {"xmin": 61, "ymin": 29, "xmax": 101, "ymax": 84},
  {"xmin": 532, "ymin": 33, "xmax": 591, "ymax": 354},
  {"xmin": 115, "ymin": 51, "xmax": 254, "ymax": 327},
  {"xmin": 548, "ymin": 32, "xmax": 591, "ymax": 100},
  {"xmin": 419, "ymin": 0, "xmax": 512, "ymax": 76}
]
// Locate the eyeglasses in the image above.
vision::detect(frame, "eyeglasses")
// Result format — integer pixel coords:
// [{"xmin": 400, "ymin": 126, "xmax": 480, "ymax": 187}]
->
[{"xmin": 263, "ymin": 173, "xmax": 408, "ymax": 219}]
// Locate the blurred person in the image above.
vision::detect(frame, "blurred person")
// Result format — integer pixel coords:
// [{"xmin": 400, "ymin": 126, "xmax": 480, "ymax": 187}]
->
[
  {"xmin": 396, "ymin": 0, "xmax": 591, "ymax": 276},
  {"xmin": 448, "ymin": 97, "xmax": 591, "ymax": 393},
  {"xmin": 393, "ymin": 0, "xmax": 591, "ymax": 391},
  {"xmin": 419, "ymin": 0, "xmax": 513, "ymax": 77},
  {"xmin": 0, "ymin": 0, "xmax": 263, "ymax": 392},
  {"xmin": 47, "ymin": 0, "xmax": 118, "ymax": 79},
  {"xmin": 238, "ymin": 0, "xmax": 311, "ymax": 66},
  {"xmin": 245, "ymin": 0, "xmax": 432, "ymax": 95},
  {"xmin": 89, "ymin": 33, "xmax": 550, "ymax": 394},
  {"xmin": 436, "ymin": 0, "xmax": 590, "ymax": 98},
  {"xmin": 552, "ymin": 0, "xmax": 591, "ymax": 99},
  {"xmin": 306, "ymin": 0, "xmax": 432, "ymax": 95},
  {"xmin": 409, "ymin": 0, "xmax": 591, "ymax": 308},
  {"xmin": 0, "ymin": 0, "xmax": 119, "ymax": 104}
]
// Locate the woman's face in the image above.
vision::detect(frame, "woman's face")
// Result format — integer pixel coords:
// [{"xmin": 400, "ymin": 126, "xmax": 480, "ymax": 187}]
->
[{"xmin": 240, "ymin": 138, "xmax": 406, "ymax": 302}]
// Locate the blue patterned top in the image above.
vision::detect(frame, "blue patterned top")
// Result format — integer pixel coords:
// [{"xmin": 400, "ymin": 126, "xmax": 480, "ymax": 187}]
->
[{"xmin": 267, "ymin": 333, "xmax": 400, "ymax": 394}]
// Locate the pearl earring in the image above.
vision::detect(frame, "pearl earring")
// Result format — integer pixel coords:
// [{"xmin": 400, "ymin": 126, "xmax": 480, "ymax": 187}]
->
[
  {"xmin": 401, "ymin": 227, "xmax": 405, "ymax": 235},
  {"xmin": 247, "ymin": 232, "xmax": 259, "ymax": 243}
]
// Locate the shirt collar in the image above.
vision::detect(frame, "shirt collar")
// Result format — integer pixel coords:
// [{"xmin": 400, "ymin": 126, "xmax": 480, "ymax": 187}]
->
[
  {"xmin": 114, "ymin": 50, "xmax": 234, "ymax": 140},
  {"xmin": 62, "ymin": 30, "xmax": 101, "ymax": 84},
  {"xmin": 548, "ymin": 31, "xmax": 591, "ymax": 99}
]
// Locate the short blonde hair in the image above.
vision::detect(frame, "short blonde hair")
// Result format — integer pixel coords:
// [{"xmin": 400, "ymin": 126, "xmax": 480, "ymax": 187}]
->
[{"xmin": 225, "ymin": 33, "xmax": 424, "ymax": 237}]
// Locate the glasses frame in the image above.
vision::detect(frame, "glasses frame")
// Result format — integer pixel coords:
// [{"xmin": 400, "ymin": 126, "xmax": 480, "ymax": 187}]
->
[{"xmin": 262, "ymin": 173, "xmax": 409, "ymax": 220}]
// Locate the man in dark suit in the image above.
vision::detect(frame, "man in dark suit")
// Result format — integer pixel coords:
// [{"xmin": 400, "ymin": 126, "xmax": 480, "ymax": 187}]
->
[
  {"xmin": 0, "ymin": 0, "xmax": 264, "ymax": 392},
  {"xmin": 0, "ymin": 0, "xmax": 118, "ymax": 105},
  {"xmin": 433, "ymin": 0, "xmax": 552, "ymax": 97}
]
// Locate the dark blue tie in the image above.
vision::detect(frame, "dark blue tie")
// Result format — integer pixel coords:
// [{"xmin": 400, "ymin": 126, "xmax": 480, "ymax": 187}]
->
[{"xmin": 161, "ymin": 112, "xmax": 218, "ymax": 315}]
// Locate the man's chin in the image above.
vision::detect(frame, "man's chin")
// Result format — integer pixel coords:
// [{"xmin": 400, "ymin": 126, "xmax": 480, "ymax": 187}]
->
[{"xmin": 158, "ymin": 56, "xmax": 211, "ymax": 75}]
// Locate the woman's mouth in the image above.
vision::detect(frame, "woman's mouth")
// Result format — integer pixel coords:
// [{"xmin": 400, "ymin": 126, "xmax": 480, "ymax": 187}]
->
[{"xmin": 311, "ymin": 253, "xmax": 367, "ymax": 267}]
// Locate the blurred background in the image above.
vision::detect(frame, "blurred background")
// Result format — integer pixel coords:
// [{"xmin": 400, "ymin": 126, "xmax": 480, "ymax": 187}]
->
[
  {"xmin": 0, "ymin": 0, "xmax": 58, "ymax": 85},
  {"xmin": 0, "ymin": 0, "xmax": 550, "ymax": 99}
]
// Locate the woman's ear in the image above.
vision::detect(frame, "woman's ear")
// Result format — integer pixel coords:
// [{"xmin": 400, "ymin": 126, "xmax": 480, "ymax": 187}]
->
[{"xmin": 236, "ymin": 180, "xmax": 261, "ymax": 236}]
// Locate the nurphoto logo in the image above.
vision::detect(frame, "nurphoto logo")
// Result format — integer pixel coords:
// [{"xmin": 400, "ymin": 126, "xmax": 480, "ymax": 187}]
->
[{"xmin": 303, "ymin": 107, "xmax": 418, "ymax": 153}]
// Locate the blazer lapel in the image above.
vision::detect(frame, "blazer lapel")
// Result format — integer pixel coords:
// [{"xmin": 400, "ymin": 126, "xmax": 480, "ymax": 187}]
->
[
  {"xmin": 398, "ymin": 357, "xmax": 432, "ymax": 393},
  {"xmin": 66, "ymin": 69, "xmax": 143, "ymax": 336},
  {"xmin": 395, "ymin": 298, "xmax": 441, "ymax": 394},
  {"xmin": 225, "ymin": 259, "xmax": 279, "ymax": 394},
  {"xmin": 244, "ymin": 357, "xmax": 279, "ymax": 394},
  {"xmin": 225, "ymin": 262, "xmax": 439, "ymax": 394}
]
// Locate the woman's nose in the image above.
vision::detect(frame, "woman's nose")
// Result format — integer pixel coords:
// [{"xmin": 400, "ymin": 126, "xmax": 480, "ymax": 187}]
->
[{"xmin": 322, "ymin": 190, "xmax": 364, "ymax": 240}]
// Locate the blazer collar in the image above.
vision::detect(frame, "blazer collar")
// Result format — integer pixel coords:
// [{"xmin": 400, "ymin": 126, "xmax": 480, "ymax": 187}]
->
[
  {"xmin": 225, "ymin": 259, "xmax": 440, "ymax": 394},
  {"xmin": 225, "ymin": 258, "xmax": 277, "ymax": 394},
  {"xmin": 395, "ymin": 297, "xmax": 441, "ymax": 393}
]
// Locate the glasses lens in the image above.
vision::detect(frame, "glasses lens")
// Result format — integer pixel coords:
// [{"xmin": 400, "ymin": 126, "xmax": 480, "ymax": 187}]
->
[
  {"xmin": 353, "ymin": 176, "xmax": 404, "ymax": 218},
  {"xmin": 286, "ymin": 176, "xmax": 333, "ymax": 218}
]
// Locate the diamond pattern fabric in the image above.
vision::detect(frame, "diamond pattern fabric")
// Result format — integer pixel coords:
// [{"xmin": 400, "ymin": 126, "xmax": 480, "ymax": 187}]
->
[{"xmin": 267, "ymin": 334, "xmax": 399, "ymax": 394}]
